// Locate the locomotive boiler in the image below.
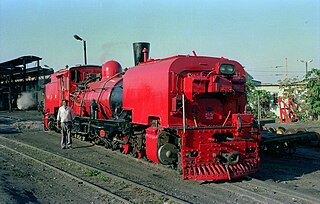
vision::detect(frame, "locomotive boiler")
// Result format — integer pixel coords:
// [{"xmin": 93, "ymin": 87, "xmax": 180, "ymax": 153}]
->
[{"xmin": 44, "ymin": 42, "xmax": 260, "ymax": 181}]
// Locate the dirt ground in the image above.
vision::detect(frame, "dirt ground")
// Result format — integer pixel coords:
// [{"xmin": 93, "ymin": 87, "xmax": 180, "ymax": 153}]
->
[
  {"xmin": 0, "ymin": 146, "xmax": 119, "ymax": 204},
  {"xmin": 0, "ymin": 110, "xmax": 320, "ymax": 203},
  {"xmin": 0, "ymin": 111, "xmax": 122, "ymax": 204}
]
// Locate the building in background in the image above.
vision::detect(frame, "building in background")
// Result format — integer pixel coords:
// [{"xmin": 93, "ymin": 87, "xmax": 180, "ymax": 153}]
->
[
  {"xmin": 255, "ymin": 82, "xmax": 306, "ymax": 118},
  {"xmin": 0, "ymin": 56, "xmax": 53, "ymax": 111},
  {"xmin": 246, "ymin": 72, "xmax": 261, "ymax": 86}
]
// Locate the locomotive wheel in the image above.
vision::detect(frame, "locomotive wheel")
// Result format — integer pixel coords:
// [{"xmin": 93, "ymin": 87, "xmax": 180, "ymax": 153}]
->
[
  {"xmin": 296, "ymin": 128, "xmax": 306, "ymax": 133},
  {"xmin": 285, "ymin": 129, "xmax": 297, "ymax": 135},
  {"xmin": 131, "ymin": 147, "xmax": 144, "ymax": 159},
  {"xmin": 282, "ymin": 142, "xmax": 296, "ymax": 155},
  {"xmin": 48, "ymin": 120, "xmax": 56, "ymax": 131},
  {"xmin": 137, "ymin": 152, "xmax": 143, "ymax": 159},
  {"xmin": 121, "ymin": 137, "xmax": 130, "ymax": 154},
  {"xmin": 268, "ymin": 127, "xmax": 276, "ymax": 134},
  {"xmin": 92, "ymin": 132, "xmax": 103, "ymax": 145},
  {"xmin": 276, "ymin": 127, "xmax": 286, "ymax": 134},
  {"xmin": 131, "ymin": 147, "xmax": 138, "ymax": 158},
  {"xmin": 122, "ymin": 144, "xmax": 130, "ymax": 154},
  {"xmin": 93, "ymin": 137, "xmax": 101, "ymax": 145},
  {"xmin": 259, "ymin": 144, "xmax": 267, "ymax": 152},
  {"xmin": 268, "ymin": 143, "xmax": 282, "ymax": 155},
  {"xmin": 43, "ymin": 124, "xmax": 48, "ymax": 131},
  {"xmin": 157, "ymin": 143, "xmax": 178, "ymax": 165}
]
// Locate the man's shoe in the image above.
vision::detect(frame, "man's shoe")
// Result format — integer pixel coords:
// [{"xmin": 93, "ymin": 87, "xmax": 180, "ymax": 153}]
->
[
  {"xmin": 67, "ymin": 145, "xmax": 72, "ymax": 149},
  {"xmin": 61, "ymin": 146, "xmax": 66, "ymax": 149}
]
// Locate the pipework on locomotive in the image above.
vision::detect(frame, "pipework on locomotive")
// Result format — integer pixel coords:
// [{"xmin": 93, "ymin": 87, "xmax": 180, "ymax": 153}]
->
[{"xmin": 43, "ymin": 42, "xmax": 260, "ymax": 181}]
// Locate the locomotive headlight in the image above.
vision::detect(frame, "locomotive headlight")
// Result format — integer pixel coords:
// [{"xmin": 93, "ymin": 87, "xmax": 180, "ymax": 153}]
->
[{"xmin": 219, "ymin": 64, "xmax": 235, "ymax": 75}]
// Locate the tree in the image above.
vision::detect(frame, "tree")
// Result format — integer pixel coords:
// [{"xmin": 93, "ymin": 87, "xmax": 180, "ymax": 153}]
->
[
  {"xmin": 278, "ymin": 77, "xmax": 302, "ymax": 102},
  {"xmin": 278, "ymin": 77, "xmax": 307, "ymax": 121},
  {"xmin": 304, "ymin": 68, "xmax": 320, "ymax": 120},
  {"xmin": 246, "ymin": 81, "xmax": 275, "ymax": 119}
]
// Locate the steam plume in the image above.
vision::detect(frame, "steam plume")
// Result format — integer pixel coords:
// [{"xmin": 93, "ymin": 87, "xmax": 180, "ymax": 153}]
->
[{"xmin": 17, "ymin": 92, "xmax": 36, "ymax": 110}]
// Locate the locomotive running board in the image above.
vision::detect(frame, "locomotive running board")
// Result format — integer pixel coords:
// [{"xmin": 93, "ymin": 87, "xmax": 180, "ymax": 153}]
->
[{"xmin": 182, "ymin": 159, "xmax": 259, "ymax": 181}]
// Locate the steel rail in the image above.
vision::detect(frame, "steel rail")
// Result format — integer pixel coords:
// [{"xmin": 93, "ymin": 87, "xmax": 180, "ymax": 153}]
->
[
  {"xmin": 244, "ymin": 176, "xmax": 320, "ymax": 204},
  {"xmin": 292, "ymin": 152, "xmax": 320, "ymax": 162},
  {"xmin": 0, "ymin": 136, "xmax": 188, "ymax": 204},
  {"xmin": 204, "ymin": 182, "xmax": 283, "ymax": 204},
  {"xmin": 206, "ymin": 178, "xmax": 320, "ymax": 204}
]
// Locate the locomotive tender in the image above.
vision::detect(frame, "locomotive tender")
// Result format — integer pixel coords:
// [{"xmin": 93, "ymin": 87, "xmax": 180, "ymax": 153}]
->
[{"xmin": 44, "ymin": 42, "xmax": 260, "ymax": 181}]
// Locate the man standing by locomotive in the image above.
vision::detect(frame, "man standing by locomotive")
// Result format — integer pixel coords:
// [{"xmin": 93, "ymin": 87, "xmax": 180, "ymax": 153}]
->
[{"xmin": 57, "ymin": 99, "xmax": 73, "ymax": 149}]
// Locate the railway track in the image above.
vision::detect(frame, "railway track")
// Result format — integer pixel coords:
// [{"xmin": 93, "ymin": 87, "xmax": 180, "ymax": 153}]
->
[
  {"xmin": 1, "ymin": 134, "xmax": 320, "ymax": 203},
  {"xmin": 245, "ymin": 177, "xmax": 320, "ymax": 204},
  {"xmin": 292, "ymin": 152, "xmax": 320, "ymax": 163},
  {"xmin": 225, "ymin": 177, "xmax": 320, "ymax": 204},
  {"xmin": 203, "ymin": 176, "xmax": 320, "ymax": 204},
  {"xmin": 0, "ymin": 144, "xmax": 130, "ymax": 204},
  {"xmin": 0, "ymin": 136, "xmax": 188, "ymax": 204},
  {"xmin": 200, "ymin": 156, "xmax": 320, "ymax": 204}
]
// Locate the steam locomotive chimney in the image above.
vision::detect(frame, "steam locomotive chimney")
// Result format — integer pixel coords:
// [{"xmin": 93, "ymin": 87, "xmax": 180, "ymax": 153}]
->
[{"xmin": 133, "ymin": 42, "xmax": 150, "ymax": 65}]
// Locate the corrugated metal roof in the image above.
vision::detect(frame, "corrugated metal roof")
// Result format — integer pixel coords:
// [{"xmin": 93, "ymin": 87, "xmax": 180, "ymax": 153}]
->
[{"xmin": 0, "ymin": 56, "xmax": 42, "ymax": 68}]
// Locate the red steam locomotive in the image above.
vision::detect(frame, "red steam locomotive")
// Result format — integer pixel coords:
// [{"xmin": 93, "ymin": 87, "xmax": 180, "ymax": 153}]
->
[{"xmin": 44, "ymin": 42, "xmax": 260, "ymax": 181}]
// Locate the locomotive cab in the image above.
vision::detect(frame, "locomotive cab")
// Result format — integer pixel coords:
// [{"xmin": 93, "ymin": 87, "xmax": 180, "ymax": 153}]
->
[{"xmin": 43, "ymin": 65, "xmax": 101, "ymax": 130}]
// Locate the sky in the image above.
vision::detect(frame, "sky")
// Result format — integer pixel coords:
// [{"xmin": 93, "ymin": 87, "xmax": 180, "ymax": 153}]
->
[{"xmin": 0, "ymin": 0, "xmax": 319, "ymax": 83}]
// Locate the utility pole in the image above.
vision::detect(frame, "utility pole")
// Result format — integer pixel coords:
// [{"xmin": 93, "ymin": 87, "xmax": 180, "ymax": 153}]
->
[
  {"xmin": 285, "ymin": 57, "xmax": 288, "ymax": 81},
  {"xmin": 257, "ymin": 95, "xmax": 261, "ymax": 128},
  {"xmin": 275, "ymin": 58, "xmax": 288, "ymax": 81}
]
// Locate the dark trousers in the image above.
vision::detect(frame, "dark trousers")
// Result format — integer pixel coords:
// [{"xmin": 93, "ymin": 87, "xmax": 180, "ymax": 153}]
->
[{"xmin": 61, "ymin": 122, "xmax": 72, "ymax": 147}]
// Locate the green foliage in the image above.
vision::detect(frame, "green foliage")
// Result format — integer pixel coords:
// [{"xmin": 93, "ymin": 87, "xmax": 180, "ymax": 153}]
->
[
  {"xmin": 246, "ymin": 81, "xmax": 274, "ymax": 119},
  {"xmin": 278, "ymin": 77, "xmax": 307, "ymax": 121},
  {"xmin": 247, "ymin": 68, "xmax": 320, "ymax": 121},
  {"xmin": 277, "ymin": 68, "xmax": 320, "ymax": 121},
  {"xmin": 84, "ymin": 169, "xmax": 100, "ymax": 177},
  {"xmin": 246, "ymin": 80, "xmax": 256, "ymax": 93},
  {"xmin": 304, "ymin": 68, "xmax": 320, "ymax": 120},
  {"xmin": 278, "ymin": 77, "xmax": 302, "ymax": 102}
]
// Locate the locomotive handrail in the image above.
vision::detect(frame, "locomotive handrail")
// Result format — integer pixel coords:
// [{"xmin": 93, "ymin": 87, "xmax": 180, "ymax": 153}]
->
[
  {"xmin": 90, "ymin": 85, "xmax": 123, "ymax": 90},
  {"xmin": 79, "ymin": 88, "xmax": 88, "ymax": 117},
  {"xmin": 78, "ymin": 72, "xmax": 123, "ymax": 118},
  {"xmin": 222, "ymin": 110, "xmax": 231, "ymax": 126},
  {"xmin": 79, "ymin": 77, "xmax": 98, "ymax": 116},
  {"xmin": 182, "ymin": 94, "xmax": 186, "ymax": 133},
  {"xmin": 96, "ymin": 101, "xmax": 112, "ymax": 119},
  {"xmin": 237, "ymin": 113, "xmax": 242, "ymax": 133}
]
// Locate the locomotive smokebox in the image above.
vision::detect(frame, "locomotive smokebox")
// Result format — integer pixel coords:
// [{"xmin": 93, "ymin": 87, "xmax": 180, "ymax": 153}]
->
[{"xmin": 133, "ymin": 42, "xmax": 150, "ymax": 65}]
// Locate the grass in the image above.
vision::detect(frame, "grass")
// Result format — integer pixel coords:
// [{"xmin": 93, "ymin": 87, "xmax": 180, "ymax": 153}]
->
[{"xmin": 84, "ymin": 169, "xmax": 100, "ymax": 177}]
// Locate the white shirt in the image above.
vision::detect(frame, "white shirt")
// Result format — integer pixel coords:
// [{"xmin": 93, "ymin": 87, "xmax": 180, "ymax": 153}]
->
[{"xmin": 57, "ymin": 106, "xmax": 73, "ymax": 122}]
